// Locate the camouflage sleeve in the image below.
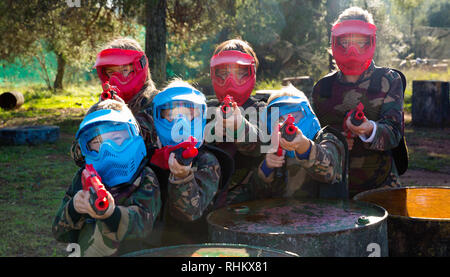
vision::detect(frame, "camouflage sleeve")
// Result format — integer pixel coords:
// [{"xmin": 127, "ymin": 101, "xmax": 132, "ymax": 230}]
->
[
  {"xmin": 52, "ymin": 168, "xmax": 86, "ymax": 243},
  {"xmin": 167, "ymin": 150, "xmax": 220, "ymax": 222},
  {"xmin": 365, "ymin": 71, "xmax": 403, "ymax": 151},
  {"xmin": 234, "ymin": 117, "xmax": 261, "ymax": 156},
  {"xmin": 295, "ymin": 132, "xmax": 345, "ymax": 184},
  {"xmin": 235, "ymin": 100, "xmax": 266, "ymax": 156},
  {"xmin": 97, "ymin": 167, "xmax": 161, "ymax": 244}
]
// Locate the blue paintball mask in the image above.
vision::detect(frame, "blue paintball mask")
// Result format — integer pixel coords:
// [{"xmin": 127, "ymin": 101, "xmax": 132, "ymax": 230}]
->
[
  {"xmin": 76, "ymin": 109, "xmax": 147, "ymax": 187},
  {"xmin": 152, "ymin": 86, "xmax": 207, "ymax": 148},
  {"xmin": 264, "ymin": 95, "xmax": 321, "ymax": 157}
]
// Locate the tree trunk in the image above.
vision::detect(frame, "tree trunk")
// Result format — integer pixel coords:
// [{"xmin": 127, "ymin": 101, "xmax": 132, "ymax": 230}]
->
[
  {"xmin": 54, "ymin": 52, "xmax": 66, "ymax": 90},
  {"xmin": 326, "ymin": 0, "xmax": 339, "ymax": 72},
  {"xmin": 145, "ymin": 0, "xmax": 167, "ymax": 88},
  {"xmin": 412, "ymin": 81, "xmax": 450, "ymax": 128}
]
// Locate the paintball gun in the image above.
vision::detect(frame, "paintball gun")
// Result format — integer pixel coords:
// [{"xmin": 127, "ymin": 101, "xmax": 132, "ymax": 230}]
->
[
  {"xmin": 100, "ymin": 82, "xmax": 121, "ymax": 101},
  {"xmin": 279, "ymin": 114, "xmax": 298, "ymax": 142},
  {"xmin": 220, "ymin": 95, "xmax": 235, "ymax": 119},
  {"xmin": 150, "ymin": 136, "xmax": 199, "ymax": 170},
  {"xmin": 343, "ymin": 102, "xmax": 365, "ymax": 138},
  {"xmin": 81, "ymin": 164, "xmax": 109, "ymax": 215}
]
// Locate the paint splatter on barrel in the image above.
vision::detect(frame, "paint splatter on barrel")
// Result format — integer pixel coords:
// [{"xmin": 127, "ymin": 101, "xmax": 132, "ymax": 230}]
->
[
  {"xmin": 354, "ymin": 186, "xmax": 450, "ymax": 256},
  {"xmin": 207, "ymin": 198, "xmax": 388, "ymax": 257},
  {"xmin": 122, "ymin": 243, "xmax": 298, "ymax": 257}
]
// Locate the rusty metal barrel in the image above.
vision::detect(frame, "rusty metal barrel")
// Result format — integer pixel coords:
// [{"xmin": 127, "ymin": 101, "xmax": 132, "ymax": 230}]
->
[
  {"xmin": 122, "ymin": 243, "xmax": 299, "ymax": 257},
  {"xmin": 0, "ymin": 91, "xmax": 24, "ymax": 110},
  {"xmin": 412, "ymin": 80, "xmax": 450, "ymax": 127},
  {"xmin": 207, "ymin": 198, "xmax": 388, "ymax": 257},
  {"xmin": 354, "ymin": 186, "xmax": 450, "ymax": 257}
]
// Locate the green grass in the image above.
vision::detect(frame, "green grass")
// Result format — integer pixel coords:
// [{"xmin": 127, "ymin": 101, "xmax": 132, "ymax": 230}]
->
[
  {"xmin": 0, "ymin": 84, "xmax": 93, "ymax": 256},
  {"xmin": 404, "ymin": 127, "xmax": 450, "ymax": 173},
  {"xmin": 0, "ymin": 124, "xmax": 80, "ymax": 256}
]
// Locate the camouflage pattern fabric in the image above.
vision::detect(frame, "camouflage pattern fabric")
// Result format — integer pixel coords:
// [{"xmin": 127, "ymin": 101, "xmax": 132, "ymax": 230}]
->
[
  {"xmin": 165, "ymin": 149, "xmax": 221, "ymax": 222},
  {"xmin": 146, "ymin": 147, "xmax": 221, "ymax": 247},
  {"xmin": 52, "ymin": 166, "xmax": 161, "ymax": 257},
  {"xmin": 206, "ymin": 96, "xmax": 267, "ymax": 204},
  {"xmin": 312, "ymin": 63, "xmax": 403, "ymax": 197},
  {"xmin": 232, "ymin": 127, "xmax": 347, "ymax": 201}
]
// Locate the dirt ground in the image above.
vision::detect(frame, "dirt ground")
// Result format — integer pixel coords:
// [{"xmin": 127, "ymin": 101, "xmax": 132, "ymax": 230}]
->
[
  {"xmin": 400, "ymin": 169, "xmax": 450, "ymax": 187},
  {"xmin": 400, "ymin": 113, "xmax": 450, "ymax": 187}
]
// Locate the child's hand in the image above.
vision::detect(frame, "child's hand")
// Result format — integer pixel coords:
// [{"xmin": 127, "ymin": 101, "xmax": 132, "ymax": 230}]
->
[
  {"xmin": 168, "ymin": 152, "xmax": 192, "ymax": 179},
  {"xmin": 345, "ymin": 116, "xmax": 373, "ymax": 138},
  {"xmin": 279, "ymin": 128, "xmax": 311, "ymax": 155},
  {"xmin": 73, "ymin": 190, "xmax": 116, "ymax": 220},
  {"xmin": 215, "ymin": 102, "xmax": 243, "ymax": 132},
  {"xmin": 265, "ymin": 152, "xmax": 285, "ymax": 169}
]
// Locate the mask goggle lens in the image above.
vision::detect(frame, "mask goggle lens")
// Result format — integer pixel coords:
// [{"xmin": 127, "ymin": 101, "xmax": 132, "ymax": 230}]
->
[
  {"xmin": 80, "ymin": 122, "xmax": 132, "ymax": 154},
  {"xmin": 267, "ymin": 105, "xmax": 305, "ymax": 133},
  {"xmin": 102, "ymin": 64, "xmax": 136, "ymax": 83},
  {"xmin": 159, "ymin": 101, "xmax": 201, "ymax": 122},
  {"xmin": 212, "ymin": 64, "xmax": 252, "ymax": 86},
  {"xmin": 278, "ymin": 111, "xmax": 304, "ymax": 125},
  {"xmin": 336, "ymin": 34, "xmax": 371, "ymax": 53}
]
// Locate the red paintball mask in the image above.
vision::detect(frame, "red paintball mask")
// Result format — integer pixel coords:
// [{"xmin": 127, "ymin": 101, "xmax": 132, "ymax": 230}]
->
[
  {"xmin": 94, "ymin": 48, "xmax": 149, "ymax": 103},
  {"xmin": 210, "ymin": 50, "xmax": 256, "ymax": 106},
  {"xmin": 331, "ymin": 20, "xmax": 377, "ymax": 76}
]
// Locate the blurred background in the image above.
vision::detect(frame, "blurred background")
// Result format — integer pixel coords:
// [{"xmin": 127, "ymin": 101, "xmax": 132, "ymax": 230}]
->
[{"xmin": 0, "ymin": 0, "xmax": 448, "ymax": 91}]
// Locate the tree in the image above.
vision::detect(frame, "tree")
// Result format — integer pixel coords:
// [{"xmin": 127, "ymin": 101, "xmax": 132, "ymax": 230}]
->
[
  {"xmin": 145, "ymin": 0, "xmax": 167, "ymax": 88},
  {"xmin": 0, "ymin": 0, "xmax": 139, "ymax": 90}
]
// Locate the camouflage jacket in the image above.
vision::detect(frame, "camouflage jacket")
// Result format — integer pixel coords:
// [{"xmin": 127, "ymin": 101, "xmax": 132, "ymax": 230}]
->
[
  {"xmin": 52, "ymin": 165, "xmax": 161, "ymax": 257},
  {"xmin": 243, "ymin": 127, "xmax": 347, "ymax": 201},
  {"xmin": 147, "ymin": 147, "xmax": 221, "ymax": 246},
  {"xmin": 206, "ymin": 96, "xmax": 267, "ymax": 200},
  {"xmin": 312, "ymin": 63, "xmax": 404, "ymax": 195}
]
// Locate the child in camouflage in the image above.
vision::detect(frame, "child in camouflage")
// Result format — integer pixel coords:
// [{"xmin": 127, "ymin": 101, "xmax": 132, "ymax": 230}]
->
[
  {"xmin": 253, "ymin": 85, "xmax": 348, "ymax": 200},
  {"xmin": 53, "ymin": 99, "xmax": 161, "ymax": 257}
]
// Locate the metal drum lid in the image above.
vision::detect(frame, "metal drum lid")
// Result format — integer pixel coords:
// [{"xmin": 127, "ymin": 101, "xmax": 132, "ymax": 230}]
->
[
  {"xmin": 354, "ymin": 186, "xmax": 450, "ymax": 220},
  {"xmin": 122, "ymin": 243, "xmax": 299, "ymax": 257},
  {"xmin": 207, "ymin": 198, "xmax": 387, "ymax": 235}
]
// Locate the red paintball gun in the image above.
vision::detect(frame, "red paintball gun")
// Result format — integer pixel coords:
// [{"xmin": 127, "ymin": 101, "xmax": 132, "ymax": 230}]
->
[
  {"xmin": 81, "ymin": 164, "xmax": 109, "ymax": 215},
  {"xmin": 150, "ymin": 136, "xmax": 199, "ymax": 170},
  {"xmin": 220, "ymin": 95, "xmax": 235, "ymax": 119},
  {"xmin": 343, "ymin": 102, "xmax": 365, "ymax": 138},
  {"xmin": 279, "ymin": 114, "xmax": 298, "ymax": 142},
  {"xmin": 100, "ymin": 82, "xmax": 121, "ymax": 101}
]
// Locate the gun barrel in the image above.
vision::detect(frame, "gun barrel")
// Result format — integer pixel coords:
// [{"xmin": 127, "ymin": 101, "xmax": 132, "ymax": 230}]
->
[
  {"xmin": 101, "ymin": 91, "xmax": 113, "ymax": 100},
  {"xmin": 280, "ymin": 114, "xmax": 298, "ymax": 142}
]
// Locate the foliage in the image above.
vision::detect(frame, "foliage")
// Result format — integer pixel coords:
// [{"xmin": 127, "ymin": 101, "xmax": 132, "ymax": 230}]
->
[{"xmin": 0, "ymin": 0, "xmax": 140, "ymax": 89}]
